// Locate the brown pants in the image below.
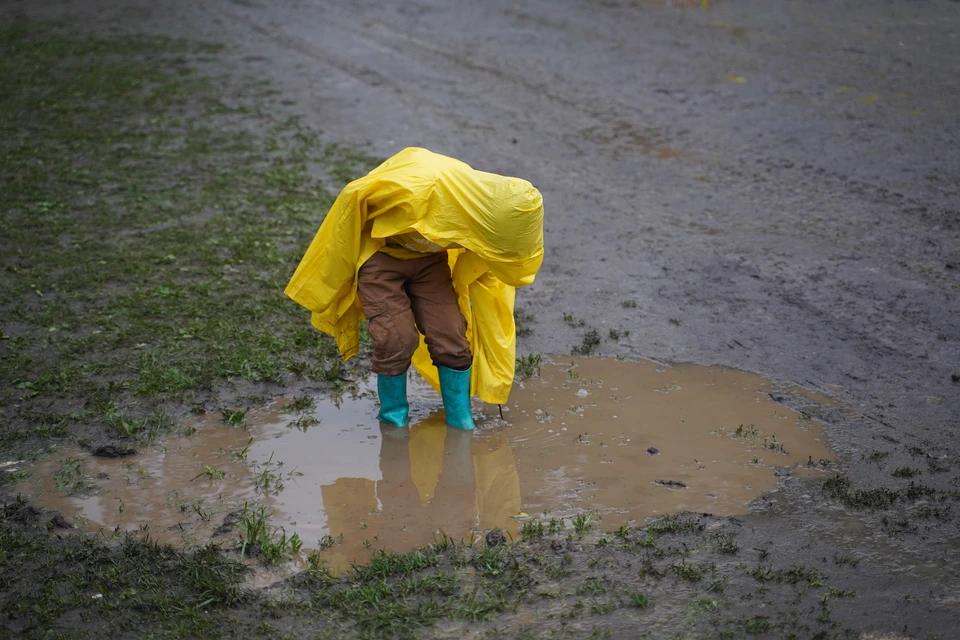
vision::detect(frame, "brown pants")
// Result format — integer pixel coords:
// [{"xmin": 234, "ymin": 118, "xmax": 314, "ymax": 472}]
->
[{"xmin": 357, "ymin": 251, "xmax": 472, "ymax": 376}]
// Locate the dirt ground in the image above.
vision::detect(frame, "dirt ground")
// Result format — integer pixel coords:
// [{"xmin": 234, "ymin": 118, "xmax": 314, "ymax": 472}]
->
[{"xmin": 2, "ymin": 0, "xmax": 959, "ymax": 638}]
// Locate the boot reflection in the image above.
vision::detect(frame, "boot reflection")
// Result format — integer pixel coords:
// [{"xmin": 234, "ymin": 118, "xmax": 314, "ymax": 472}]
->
[{"xmin": 317, "ymin": 412, "xmax": 523, "ymax": 572}]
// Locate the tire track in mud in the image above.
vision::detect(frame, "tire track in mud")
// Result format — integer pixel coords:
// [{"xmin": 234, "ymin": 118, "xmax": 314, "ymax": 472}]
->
[
  {"xmin": 206, "ymin": 0, "xmax": 695, "ymax": 197},
  {"xmin": 210, "ymin": 6, "xmax": 400, "ymax": 92},
  {"xmin": 207, "ymin": 0, "xmax": 960, "ymax": 433},
  {"xmin": 212, "ymin": 0, "xmax": 960, "ymax": 263}
]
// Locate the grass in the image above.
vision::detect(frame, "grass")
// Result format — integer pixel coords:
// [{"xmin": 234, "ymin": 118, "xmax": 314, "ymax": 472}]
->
[
  {"xmin": 892, "ymin": 467, "xmax": 920, "ymax": 478},
  {"xmin": 520, "ymin": 519, "xmax": 545, "ymax": 540},
  {"xmin": 236, "ymin": 502, "xmax": 302, "ymax": 563},
  {"xmin": 562, "ymin": 312, "xmax": 585, "ymax": 328},
  {"xmin": 514, "ymin": 307, "xmax": 536, "ymax": 337},
  {"xmin": 822, "ymin": 475, "xmax": 900, "ymax": 509},
  {"xmin": 53, "ymin": 457, "xmax": 98, "ymax": 495},
  {"xmin": 0, "ymin": 19, "xmax": 381, "ymax": 455},
  {"xmin": 515, "ymin": 353, "xmax": 543, "ymax": 379},
  {"xmin": 571, "ymin": 329, "xmax": 601, "ymax": 356}
]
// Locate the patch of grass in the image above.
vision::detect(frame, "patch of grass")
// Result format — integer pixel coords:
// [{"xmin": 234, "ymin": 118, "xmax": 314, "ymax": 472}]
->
[
  {"xmin": 53, "ymin": 457, "xmax": 98, "ymax": 495},
  {"xmin": 576, "ymin": 578, "xmax": 607, "ymax": 595},
  {"xmin": 520, "ymin": 519, "xmax": 544, "ymax": 540},
  {"xmin": 645, "ymin": 514, "xmax": 699, "ymax": 536},
  {"xmin": 713, "ymin": 533, "xmax": 739, "ymax": 554},
  {"xmin": 746, "ymin": 563, "xmax": 776, "ymax": 582},
  {"xmin": 514, "ymin": 307, "xmax": 536, "ymax": 337},
  {"xmin": 571, "ymin": 329, "xmax": 601, "ymax": 356},
  {"xmin": 822, "ymin": 475, "xmax": 900, "ymax": 509},
  {"xmin": 827, "ymin": 586, "xmax": 856, "ymax": 598},
  {"xmin": 290, "ymin": 414, "xmax": 319, "ymax": 430},
  {"xmin": 629, "ymin": 591, "xmax": 651, "ymax": 608},
  {"xmin": 743, "ymin": 615, "xmax": 772, "ymax": 633},
  {"xmin": 730, "ymin": 423, "xmax": 760, "ymax": 438},
  {"xmin": 221, "ymin": 408, "xmax": 248, "ymax": 427},
  {"xmin": 235, "ymin": 502, "xmax": 302, "ymax": 563},
  {"xmin": 252, "ymin": 452, "xmax": 286, "ymax": 494},
  {"xmin": 0, "ymin": 469, "xmax": 32, "ymax": 486},
  {"xmin": 892, "ymin": 467, "xmax": 920, "ymax": 478},
  {"xmin": 515, "ymin": 353, "xmax": 543, "ymax": 379},
  {"xmin": 289, "ymin": 395, "xmax": 316, "ymax": 412},
  {"xmin": 671, "ymin": 560, "xmax": 706, "ymax": 582},
  {"xmin": 573, "ymin": 512, "xmax": 594, "ymax": 535},
  {"xmin": 0, "ymin": 19, "xmax": 380, "ymax": 460},
  {"xmin": 0, "ymin": 499, "xmax": 250, "ymax": 634},
  {"xmin": 833, "ymin": 553, "xmax": 861, "ymax": 568},
  {"xmin": 562, "ymin": 312, "xmax": 585, "ymax": 328},
  {"xmin": 191, "ymin": 464, "xmax": 225, "ymax": 481},
  {"xmin": 353, "ymin": 549, "xmax": 439, "ymax": 581}
]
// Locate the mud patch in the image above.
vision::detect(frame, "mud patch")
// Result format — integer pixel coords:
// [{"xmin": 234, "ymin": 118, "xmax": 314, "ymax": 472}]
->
[{"xmin": 10, "ymin": 358, "xmax": 834, "ymax": 574}]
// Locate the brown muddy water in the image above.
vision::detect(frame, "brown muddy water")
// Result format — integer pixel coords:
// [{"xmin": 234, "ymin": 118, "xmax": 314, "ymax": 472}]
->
[{"xmin": 9, "ymin": 357, "xmax": 834, "ymax": 575}]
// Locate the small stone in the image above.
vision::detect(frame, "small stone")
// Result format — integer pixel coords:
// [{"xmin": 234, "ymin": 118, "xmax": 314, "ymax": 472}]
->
[
  {"xmin": 49, "ymin": 512, "xmax": 72, "ymax": 529},
  {"xmin": 655, "ymin": 479, "xmax": 686, "ymax": 488},
  {"xmin": 96, "ymin": 472, "xmax": 110, "ymax": 480},
  {"xmin": 951, "ymin": 374, "xmax": 959, "ymax": 383},
  {"xmin": 485, "ymin": 529, "xmax": 506, "ymax": 547},
  {"xmin": 92, "ymin": 444, "xmax": 137, "ymax": 458},
  {"xmin": 213, "ymin": 510, "xmax": 243, "ymax": 537},
  {"xmin": 646, "ymin": 447, "xmax": 660, "ymax": 456}
]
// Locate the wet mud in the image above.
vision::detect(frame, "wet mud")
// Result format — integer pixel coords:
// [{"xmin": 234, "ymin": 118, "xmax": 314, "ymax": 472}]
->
[{"xmin": 13, "ymin": 357, "xmax": 832, "ymax": 574}]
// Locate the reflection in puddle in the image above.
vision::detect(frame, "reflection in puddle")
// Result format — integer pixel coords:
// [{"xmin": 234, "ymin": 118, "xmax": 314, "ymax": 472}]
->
[{"xmin": 11, "ymin": 358, "xmax": 834, "ymax": 574}]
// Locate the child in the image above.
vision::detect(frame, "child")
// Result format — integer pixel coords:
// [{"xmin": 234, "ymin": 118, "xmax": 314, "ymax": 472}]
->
[{"xmin": 285, "ymin": 148, "xmax": 544, "ymax": 430}]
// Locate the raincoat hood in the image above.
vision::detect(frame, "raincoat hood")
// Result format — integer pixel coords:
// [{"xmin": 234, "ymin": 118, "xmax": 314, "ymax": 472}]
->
[{"xmin": 363, "ymin": 148, "xmax": 544, "ymax": 285}]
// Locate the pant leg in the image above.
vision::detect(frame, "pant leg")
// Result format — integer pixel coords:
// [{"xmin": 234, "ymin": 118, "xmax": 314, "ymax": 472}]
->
[
  {"xmin": 405, "ymin": 253, "xmax": 473, "ymax": 371},
  {"xmin": 356, "ymin": 252, "xmax": 421, "ymax": 376}
]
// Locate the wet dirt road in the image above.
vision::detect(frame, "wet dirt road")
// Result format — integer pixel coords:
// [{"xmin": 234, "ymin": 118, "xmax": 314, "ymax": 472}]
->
[
  {"xmin": 169, "ymin": 0, "xmax": 960, "ymax": 452},
  {"xmin": 6, "ymin": 0, "xmax": 960, "ymax": 635}
]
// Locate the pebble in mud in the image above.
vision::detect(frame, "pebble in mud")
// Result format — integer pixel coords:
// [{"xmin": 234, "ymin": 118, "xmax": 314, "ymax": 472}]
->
[
  {"xmin": 485, "ymin": 529, "xmax": 506, "ymax": 547},
  {"xmin": 646, "ymin": 447, "xmax": 660, "ymax": 455},
  {"xmin": 90, "ymin": 444, "xmax": 137, "ymax": 458}
]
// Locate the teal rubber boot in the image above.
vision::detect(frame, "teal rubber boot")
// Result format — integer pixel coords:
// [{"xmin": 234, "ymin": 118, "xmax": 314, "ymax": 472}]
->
[
  {"xmin": 438, "ymin": 365, "xmax": 475, "ymax": 430},
  {"xmin": 377, "ymin": 373, "xmax": 409, "ymax": 428}
]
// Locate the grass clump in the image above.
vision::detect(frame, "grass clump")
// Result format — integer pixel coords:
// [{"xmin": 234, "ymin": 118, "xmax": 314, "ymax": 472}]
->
[
  {"xmin": 353, "ymin": 549, "xmax": 440, "ymax": 582},
  {"xmin": 520, "ymin": 519, "xmax": 545, "ymax": 540},
  {"xmin": 823, "ymin": 475, "xmax": 900, "ymax": 509},
  {"xmin": 236, "ymin": 503, "xmax": 302, "ymax": 564},
  {"xmin": 515, "ymin": 353, "xmax": 543, "ymax": 379},
  {"xmin": 514, "ymin": 307, "xmax": 536, "ymax": 337},
  {"xmin": 571, "ymin": 329, "xmax": 601, "ymax": 356},
  {"xmin": 892, "ymin": 467, "xmax": 920, "ymax": 478}
]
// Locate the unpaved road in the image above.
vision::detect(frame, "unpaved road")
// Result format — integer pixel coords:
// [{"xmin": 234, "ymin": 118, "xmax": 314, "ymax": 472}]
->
[{"xmin": 7, "ymin": 0, "xmax": 960, "ymax": 636}]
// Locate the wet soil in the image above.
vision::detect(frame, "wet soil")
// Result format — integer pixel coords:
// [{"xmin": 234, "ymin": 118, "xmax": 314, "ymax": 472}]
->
[{"xmin": 3, "ymin": 0, "xmax": 960, "ymax": 637}]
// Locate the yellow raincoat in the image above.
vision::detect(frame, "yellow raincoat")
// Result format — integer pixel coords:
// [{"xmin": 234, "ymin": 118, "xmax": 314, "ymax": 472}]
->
[{"xmin": 284, "ymin": 147, "xmax": 544, "ymax": 404}]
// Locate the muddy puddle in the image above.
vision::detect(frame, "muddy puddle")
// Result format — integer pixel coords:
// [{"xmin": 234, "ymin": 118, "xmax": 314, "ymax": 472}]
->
[{"xmin": 10, "ymin": 357, "xmax": 834, "ymax": 575}]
